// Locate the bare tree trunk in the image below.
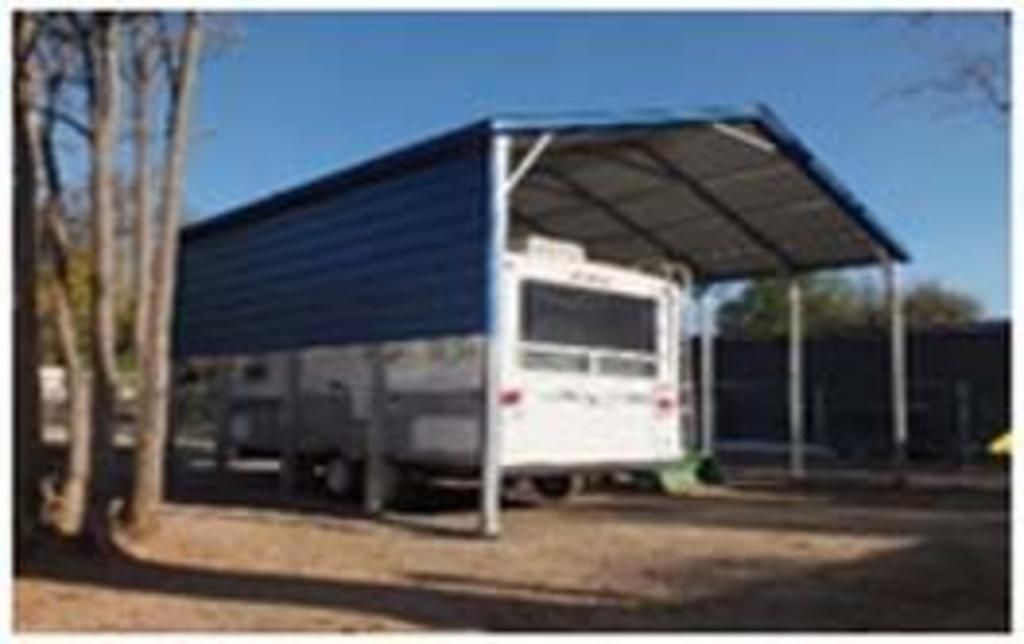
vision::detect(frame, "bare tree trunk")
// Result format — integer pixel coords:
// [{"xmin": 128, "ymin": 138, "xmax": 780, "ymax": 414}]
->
[
  {"xmin": 50, "ymin": 279, "xmax": 92, "ymax": 536},
  {"xmin": 131, "ymin": 21, "xmax": 155, "ymax": 400},
  {"xmin": 32, "ymin": 40, "xmax": 95, "ymax": 538},
  {"xmin": 83, "ymin": 14, "xmax": 123, "ymax": 551},
  {"xmin": 126, "ymin": 14, "xmax": 202, "ymax": 535},
  {"xmin": 14, "ymin": 11, "xmax": 43, "ymax": 566},
  {"xmin": 39, "ymin": 202, "xmax": 93, "ymax": 536}
]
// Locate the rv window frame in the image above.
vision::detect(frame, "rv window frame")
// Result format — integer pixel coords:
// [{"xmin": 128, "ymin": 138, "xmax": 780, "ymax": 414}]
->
[{"xmin": 518, "ymin": 279, "xmax": 659, "ymax": 355}]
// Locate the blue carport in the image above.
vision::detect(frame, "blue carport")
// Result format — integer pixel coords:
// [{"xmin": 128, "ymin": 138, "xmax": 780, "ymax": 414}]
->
[{"xmin": 176, "ymin": 105, "xmax": 910, "ymax": 536}]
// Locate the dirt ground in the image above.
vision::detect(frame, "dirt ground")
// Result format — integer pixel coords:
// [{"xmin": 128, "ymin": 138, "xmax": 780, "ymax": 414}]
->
[{"xmin": 15, "ymin": 460, "xmax": 1010, "ymax": 632}]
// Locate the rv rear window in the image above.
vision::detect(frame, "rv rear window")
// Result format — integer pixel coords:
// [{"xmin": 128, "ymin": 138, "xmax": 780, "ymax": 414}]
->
[
  {"xmin": 521, "ymin": 349, "xmax": 589, "ymax": 373},
  {"xmin": 520, "ymin": 281, "xmax": 656, "ymax": 353},
  {"xmin": 597, "ymin": 355, "xmax": 658, "ymax": 378}
]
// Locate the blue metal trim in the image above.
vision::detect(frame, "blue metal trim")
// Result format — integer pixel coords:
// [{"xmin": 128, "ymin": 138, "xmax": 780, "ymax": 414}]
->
[
  {"xmin": 182, "ymin": 119, "xmax": 492, "ymax": 242},
  {"xmin": 751, "ymin": 104, "xmax": 910, "ymax": 263},
  {"xmin": 490, "ymin": 105, "xmax": 763, "ymax": 135},
  {"xmin": 184, "ymin": 106, "xmax": 906, "ymax": 266},
  {"xmin": 484, "ymin": 129, "xmax": 505, "ymax": 339},
  {"xmin": 174, "ymin": 131, "xmax": 491, "ymax": 358},
  {"xmin": 494, "ymin": 105, "xmax": 909, "ymax": 264},
  {"xmin": 174, "ymin": 105, "xmax": 909, "ymax": 360}
]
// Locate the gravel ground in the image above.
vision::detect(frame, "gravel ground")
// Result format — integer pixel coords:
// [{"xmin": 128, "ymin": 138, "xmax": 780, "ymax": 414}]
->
[{"xmin": 15, "ymin": 464, "xmax": 1009, "ymax": 632}]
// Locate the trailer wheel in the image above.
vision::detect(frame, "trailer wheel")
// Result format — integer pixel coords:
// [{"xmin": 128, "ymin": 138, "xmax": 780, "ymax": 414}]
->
[
  {"xmin": 529, "ymin": 475, "xmax": 582, "ymax": 503},
  {"xmin": 324, "ymin": 457, "xmax": 356, "ymax": 498}
]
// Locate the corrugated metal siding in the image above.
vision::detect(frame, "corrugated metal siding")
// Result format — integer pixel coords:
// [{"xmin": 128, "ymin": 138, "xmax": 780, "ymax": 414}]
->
[{"xmin": 175, "ymin": 141, "xmax": 490, "ymax": 357}]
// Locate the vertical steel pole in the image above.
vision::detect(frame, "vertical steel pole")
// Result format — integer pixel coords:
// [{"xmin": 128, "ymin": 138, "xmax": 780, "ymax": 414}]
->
[
  {"xmin": 884, "ymin": 257, "xmax": 909, "ymax": 477},
  {"xmin": 279, "ymin": 352, "xmax": 302, "ymax": 496},
  {"xmin": 364, "ymin": 346, "xmax": 386, "ymax": 515},
  {"xmin": 698, "ymin": 288, "xmax": 716, "ymax": 458},
  {"xmin": 214, "ymin": 358, "xmax": 233, "ymax": 474},
  {"xmin": 481, "ymin": 132, "xmax": 510, "ymax": 537},
  {"xmin": 678, "ymin": 266, "xmax": 697, "ymax": 452},
  {"xmin": 788, "ymin": 278, "xmax": 805, "ymax": 479}
]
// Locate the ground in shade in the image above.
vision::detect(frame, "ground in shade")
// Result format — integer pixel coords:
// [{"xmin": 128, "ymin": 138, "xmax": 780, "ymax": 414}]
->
[{"xmin": 15, "ymin": 466, "xmax": 1009, "ymax": 632}]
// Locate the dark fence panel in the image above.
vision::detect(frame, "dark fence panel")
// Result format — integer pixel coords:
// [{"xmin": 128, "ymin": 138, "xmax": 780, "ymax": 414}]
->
[{"xmin": 699, "ymin": 320, "xmax": 1010, "ymax": 464}]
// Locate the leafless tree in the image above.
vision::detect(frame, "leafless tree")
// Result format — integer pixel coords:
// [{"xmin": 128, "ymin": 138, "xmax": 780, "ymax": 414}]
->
[
  {"xmin": 20, "ymin": 10, "xmax": 208, "ymax": 548},
  {"xmin": 14, "ymin": 11, "xmax": 43, "ymax": 564},
  {"xmin": 128, "ymin": 17, "xmax": 157, "ymax": 401},
  {"xmin": 31, "ymin": 21, "xmax": 95, "ymax": 536},
  {"xmin": 69, "ymin": 12, "xmax": 124, "ymax": 552},
  {"xmin": 125, "ymin": 12, "xmax": 203, "ymax": 535}
]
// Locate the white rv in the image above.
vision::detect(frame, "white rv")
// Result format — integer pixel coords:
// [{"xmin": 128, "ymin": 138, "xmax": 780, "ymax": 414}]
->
[{"xmin": 192, "ymin": 236, "xmax": 689, "ymax": 501}]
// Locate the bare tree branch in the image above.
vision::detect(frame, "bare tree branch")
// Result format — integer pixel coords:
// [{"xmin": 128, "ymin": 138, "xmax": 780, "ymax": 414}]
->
[
  {"xmin": 880, "ymin": 13, "xmax": 1009, "ymax": 123},
  {"xmin": 33, "ymin": 102, "xmax": 92, "ymax": 140}
]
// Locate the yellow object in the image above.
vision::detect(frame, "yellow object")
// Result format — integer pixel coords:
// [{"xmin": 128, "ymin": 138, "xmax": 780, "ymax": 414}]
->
[{"xmin": 988, "ymin": 431, "xmax": 1011, "ymax": 456}]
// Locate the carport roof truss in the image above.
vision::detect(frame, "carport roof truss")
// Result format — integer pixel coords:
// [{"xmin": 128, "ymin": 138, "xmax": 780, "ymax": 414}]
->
[
  {"xmin": 496, "ymin": 105, "xmax": 908, "ymax": 283},
  {"xmin": 184, "ymin": 105, "xmax": 908, "ymax": 285}
]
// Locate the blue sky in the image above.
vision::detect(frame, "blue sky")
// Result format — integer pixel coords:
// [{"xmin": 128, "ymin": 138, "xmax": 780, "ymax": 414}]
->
[{"xmin": 185, "ymin": 11, "xmax": 1009, "ymax": 315}]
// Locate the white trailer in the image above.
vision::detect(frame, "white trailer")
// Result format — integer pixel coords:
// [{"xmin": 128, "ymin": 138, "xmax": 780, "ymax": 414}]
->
[{"xmin": 189, "ymin": 235, "xmax": 689, "ymax": 502}]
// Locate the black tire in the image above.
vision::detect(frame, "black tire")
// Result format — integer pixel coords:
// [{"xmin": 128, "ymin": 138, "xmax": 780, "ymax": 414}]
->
[{"xmin": 529, "ymin": 474, "xmax": 582, "ymax": 503}]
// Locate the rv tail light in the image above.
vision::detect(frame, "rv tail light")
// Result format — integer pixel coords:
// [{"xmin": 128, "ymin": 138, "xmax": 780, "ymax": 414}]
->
[
  {"xmin": 655, "ymin": 396, "xmax": 676, "ymax": 413},
  {"xmin": 500, "ymin": 389, "xmax": 523, "ymax": 406}
]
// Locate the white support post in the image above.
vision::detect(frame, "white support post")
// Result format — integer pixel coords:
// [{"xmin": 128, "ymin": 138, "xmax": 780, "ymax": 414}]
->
[
  {"xmin": 788, "ymin": 277, "xmax": 806, "ymax": 479},
  {"xmin": 883, "ymin": 257, "xmax": 909, "ymax": 478},
  {"xmin": 698, "ymin": 288, "xmax": 716, "ymax": 459},
  {"xmin": 677, "ymin": 266, "xmax": 697, "ymax": 452},
  {"xmin": 481, "ymin": 133, "xmax": 511, "ymax": 537}
]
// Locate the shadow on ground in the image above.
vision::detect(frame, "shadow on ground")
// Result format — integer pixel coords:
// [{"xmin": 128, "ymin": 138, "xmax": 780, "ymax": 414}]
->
[
  {"xmin": 41, "ymin": 437, "xmax": 1011, "ymax": 535},
  {"xmin": 25, "ymin": 442, "xmax": 1009, "ymax": 631},
  {"xmin": 20, "ymin": 531, "xmax": 1008, "ymax": 631}
]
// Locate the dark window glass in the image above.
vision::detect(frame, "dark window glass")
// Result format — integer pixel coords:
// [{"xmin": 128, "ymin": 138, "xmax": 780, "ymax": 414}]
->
[
  {"xmin": 520, "ymin": 281, "xmax": 656, "ymax": 352},
  {"xmin": 597, "ymin": 355, "xmax": 658, "ymax": 378},
  {"xmin": 521, "ymin": 349, "xmax": 590, "ymax": 373}
]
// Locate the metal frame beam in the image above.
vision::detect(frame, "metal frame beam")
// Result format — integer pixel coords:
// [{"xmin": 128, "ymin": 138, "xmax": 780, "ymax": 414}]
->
[
  {"xmin": 280, "ymin": 352, "xmax": 303, "ymax": 497},
  {"xmin": 788, "ymin": 277, "xmax": 806, "ymax": 479},
  {"xmin": 882, "ymin": 254, "xmax": 909, "ymax": 479},
  {"xmin": 552, "ymin": 143, "xmax": 788, "ymax": 190},
  {"xmin": 675, "ymin": 265, "xmax": 697, "ymax": 452},
  {"xmin": 699, "ymin": 162, "xmax": 790, "ymax": 189},
  {"xmin": 480, "ymin": 133, "xmax": 511, "ymax": 537},
  {"xmin": 634, "ymin": 142, "xmax": 800, "ymax": 275},
  {"xmin": 711, "ymin": 122, "xmax": 778, "ymax": 154},
  {"xmin": 504, "ymin": 133, "xmax": 554, "ymax": 195},
  {"xmin": 537, "ymin": 165, "xmax": 705, "ymax": 275},
  {"xmin": 697, "ymin": 287, "xmax": 716, "ymax": 458},
  {"xmin": 521, "ymin": 159, "xmax": 826, "ymax": 233},
  {"xmin": 364, "ymin": 347, "xmax": 386, "ymax": 513}
]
